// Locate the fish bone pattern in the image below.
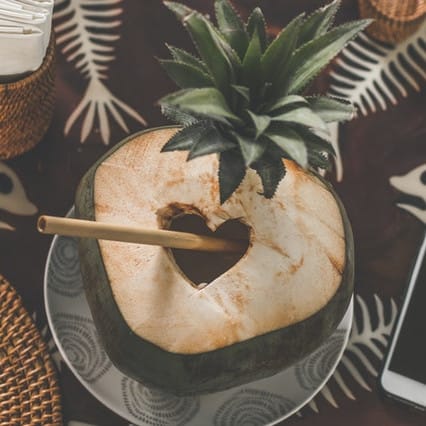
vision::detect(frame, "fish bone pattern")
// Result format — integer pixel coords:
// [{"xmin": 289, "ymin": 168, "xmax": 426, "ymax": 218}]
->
[
  {"xmin": 328, "ymin": 22, "xmax": 425, "ymax": 182},
  {"xmin": 54, "ymin": 0, "xmax": 146, "ymax": 144},
  {"xmin": 390, "ymin": 164, "xmax": 426, "ymax": 224},
  {"xmin": 0, "ymin": 162, "xmax": 37, "ymax": 231},
  {"xmin": 329, "ymin": 22, "xmax": 426, "ymax": 116}
]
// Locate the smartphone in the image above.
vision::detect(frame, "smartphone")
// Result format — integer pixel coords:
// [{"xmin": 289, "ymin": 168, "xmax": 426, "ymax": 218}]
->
[{"xmin": 379, "ymin": 231, "xmax": 426, "ymax": 411}]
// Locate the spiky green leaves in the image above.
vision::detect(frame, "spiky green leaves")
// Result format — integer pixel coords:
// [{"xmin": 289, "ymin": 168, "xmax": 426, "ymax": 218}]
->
[
  {"xmin": 234, "ymin": 132, "xmax": 266, "ymax": 166},
  {"xmin": 252, "ymin": 154, "xmax": 286, "ymax": 199},
  {"xmin": 308, "ymin": 96, "xmax": 354, "ymax": 122},
  {"xmin": 266, "ymin": 130, "xmax": 308, "ymax": 168},
  {"xmin": 261, "ymin": 13, "xmax": 304, "ymax": 93},
  {"xmin": 246, "ymin": 7, "xmax": 267, "ymax": 51},
  {"xmin": 297, "ymin": 0, "xmax": 341, "ymax": 46},
  {"xmin": 164, "ymin": 2, "xmax": 240, "ymax": 96},
  {"xmin": 218, "ymin": 149, "xmax": 246, "ymax": 203},
  {"xmin": 160, "ymin": 0, "xmax": 370, "ymax": 203},
  {"xmin": 286, "ymin": 19, "xmax": 371, "ymax": 94},
  {"xmin": 162, "ymin": 122, "xmax": 236, "ymax": 158},
  {"xmin": 159, "ymin": 60, "xmax": 214, "ymax": 89},
  {"xmin": 160, "ymin": 88, "xmax": 242, "ymax": 124},
  {"xmin": 215, "ymin": 0, "xmax": 249, "ymax": 59},
  {"xmin": 242, "ymin": 27, "xmax": 262, "ymax": 90}
]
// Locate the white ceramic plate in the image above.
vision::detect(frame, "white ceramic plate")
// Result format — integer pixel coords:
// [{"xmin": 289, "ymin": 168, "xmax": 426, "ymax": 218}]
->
[{"xmin": 44, "ymin": 211, "xmax": 353, "ymax": 426}]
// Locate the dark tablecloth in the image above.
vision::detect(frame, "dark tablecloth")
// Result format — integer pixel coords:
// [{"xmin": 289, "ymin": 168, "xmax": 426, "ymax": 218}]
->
[{"xmin": 0, "ymin": 1, "xmax": 425, "ymax": 425}]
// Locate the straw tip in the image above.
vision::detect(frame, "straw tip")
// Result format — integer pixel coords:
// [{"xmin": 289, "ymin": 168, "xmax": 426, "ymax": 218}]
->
[{"xmin": 37, "ymin": 216, "xmax": 47, "ymax": 233}]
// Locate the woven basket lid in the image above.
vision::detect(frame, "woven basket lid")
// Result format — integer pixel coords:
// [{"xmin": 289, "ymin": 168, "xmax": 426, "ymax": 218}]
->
[
  {"xmin": 0, "ymin": 276, "xmax": 62, "ymax": 426},
  {"xmin": 369, "ymin": 0, "xmax": 426, "ymax": 22}
]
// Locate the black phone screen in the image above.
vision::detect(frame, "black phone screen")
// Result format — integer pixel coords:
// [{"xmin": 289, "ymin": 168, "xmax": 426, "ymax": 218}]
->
[{"xmin": 389, "ymin": 248, "xmax": 426, "ymax": 384}]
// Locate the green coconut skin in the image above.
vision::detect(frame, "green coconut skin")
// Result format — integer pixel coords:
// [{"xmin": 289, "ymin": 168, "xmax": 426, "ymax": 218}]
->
[{"xmin": 75, "ymin": 127, "xmax": 354, "ymax": 396}]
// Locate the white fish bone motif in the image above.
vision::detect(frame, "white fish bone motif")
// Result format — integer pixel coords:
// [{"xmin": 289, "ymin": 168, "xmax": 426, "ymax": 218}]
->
[
  {"xmin": 54, "ymin": 0, "xmax": 147, "ymax": 145},
  {"xmin": 329, "ymin": 21, "xmax": 426, "ymax": 116},
  {"xmin": 327, "ymin": 22, "xmax": 425, "ymax": 182},
  {"xmin": 0, "ymin": 162, "xmax": 37, "ymax": 231},
  {"xmin": 390, "ymin": 164, "xmax": 426, "ymax": 224},
  {"xmin": 308, "ymin": 294, "xmax": 397, "ymax": 411}
]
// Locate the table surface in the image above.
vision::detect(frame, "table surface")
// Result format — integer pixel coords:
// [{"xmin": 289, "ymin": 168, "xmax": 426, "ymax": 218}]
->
[{"xmin": 0, "ymin": 1, "xmax": 425, "ymax": 425}]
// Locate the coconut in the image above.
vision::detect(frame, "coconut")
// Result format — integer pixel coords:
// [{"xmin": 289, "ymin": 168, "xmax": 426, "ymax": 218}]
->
[{"xmin": 76, "ymin": 126, "xmax": 354, "ymax": 395}]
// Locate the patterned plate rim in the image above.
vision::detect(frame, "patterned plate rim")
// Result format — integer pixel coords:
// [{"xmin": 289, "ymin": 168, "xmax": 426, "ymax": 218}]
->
[
  {"xmin": 43, "ymin": 211, "xmax": 353, "ymax": 426},
  {"xmin": 269, "ymin": 301, "xmax": 352, "ymax": 424}
]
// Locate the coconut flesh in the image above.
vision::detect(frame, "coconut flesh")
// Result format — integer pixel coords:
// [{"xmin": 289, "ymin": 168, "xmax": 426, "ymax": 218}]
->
[{"xmin": 91, "ymin": 127, "xmax": 346, "ymax": 354}]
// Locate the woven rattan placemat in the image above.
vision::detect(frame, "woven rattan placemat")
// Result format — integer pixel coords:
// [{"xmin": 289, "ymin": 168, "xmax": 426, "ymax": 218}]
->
[{"xmin": 0, "ymin": 276, "xmax": 62, "ymax": 426}]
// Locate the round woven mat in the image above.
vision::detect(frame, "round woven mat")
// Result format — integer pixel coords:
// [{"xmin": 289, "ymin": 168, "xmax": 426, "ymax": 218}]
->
[{"xmin": 0, "ymin": 276, "xmax": 62, "ymax": 426}]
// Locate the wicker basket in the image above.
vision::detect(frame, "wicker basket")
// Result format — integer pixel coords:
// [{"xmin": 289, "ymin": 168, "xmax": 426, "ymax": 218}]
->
[
  {"xmin": 0, "ymin": 37, "xmax": 56, "ymax": 159},
  {"xmin": 358, "ymin": 0, "xmax": 426, "ymax": 43},
  {"xmin": 0, "ymin": 276, "xmax": 63, "ymax": 426}
]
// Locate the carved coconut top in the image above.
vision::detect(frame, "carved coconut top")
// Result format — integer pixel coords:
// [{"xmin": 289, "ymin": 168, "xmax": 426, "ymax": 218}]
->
[{"xmin": 93, "ymin": 128, "xmax": 345, "ymax": 354}]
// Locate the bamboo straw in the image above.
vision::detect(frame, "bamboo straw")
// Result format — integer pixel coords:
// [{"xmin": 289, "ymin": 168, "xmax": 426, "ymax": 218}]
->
[{"xmin": 37, "ymin": 215, "xmax": 246, "ymax": 253}]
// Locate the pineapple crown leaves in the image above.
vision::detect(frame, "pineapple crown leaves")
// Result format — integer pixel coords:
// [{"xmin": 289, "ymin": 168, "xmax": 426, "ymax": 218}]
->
[{"xmin": 159, "ymin": 0, "xmax": 371, "ymax": 204}]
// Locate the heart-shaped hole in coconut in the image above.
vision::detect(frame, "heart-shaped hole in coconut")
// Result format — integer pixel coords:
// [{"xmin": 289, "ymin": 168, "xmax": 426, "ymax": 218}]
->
[{"xmin": 164, "ymin": 212, "xmax": 250, "ymax": 288}]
